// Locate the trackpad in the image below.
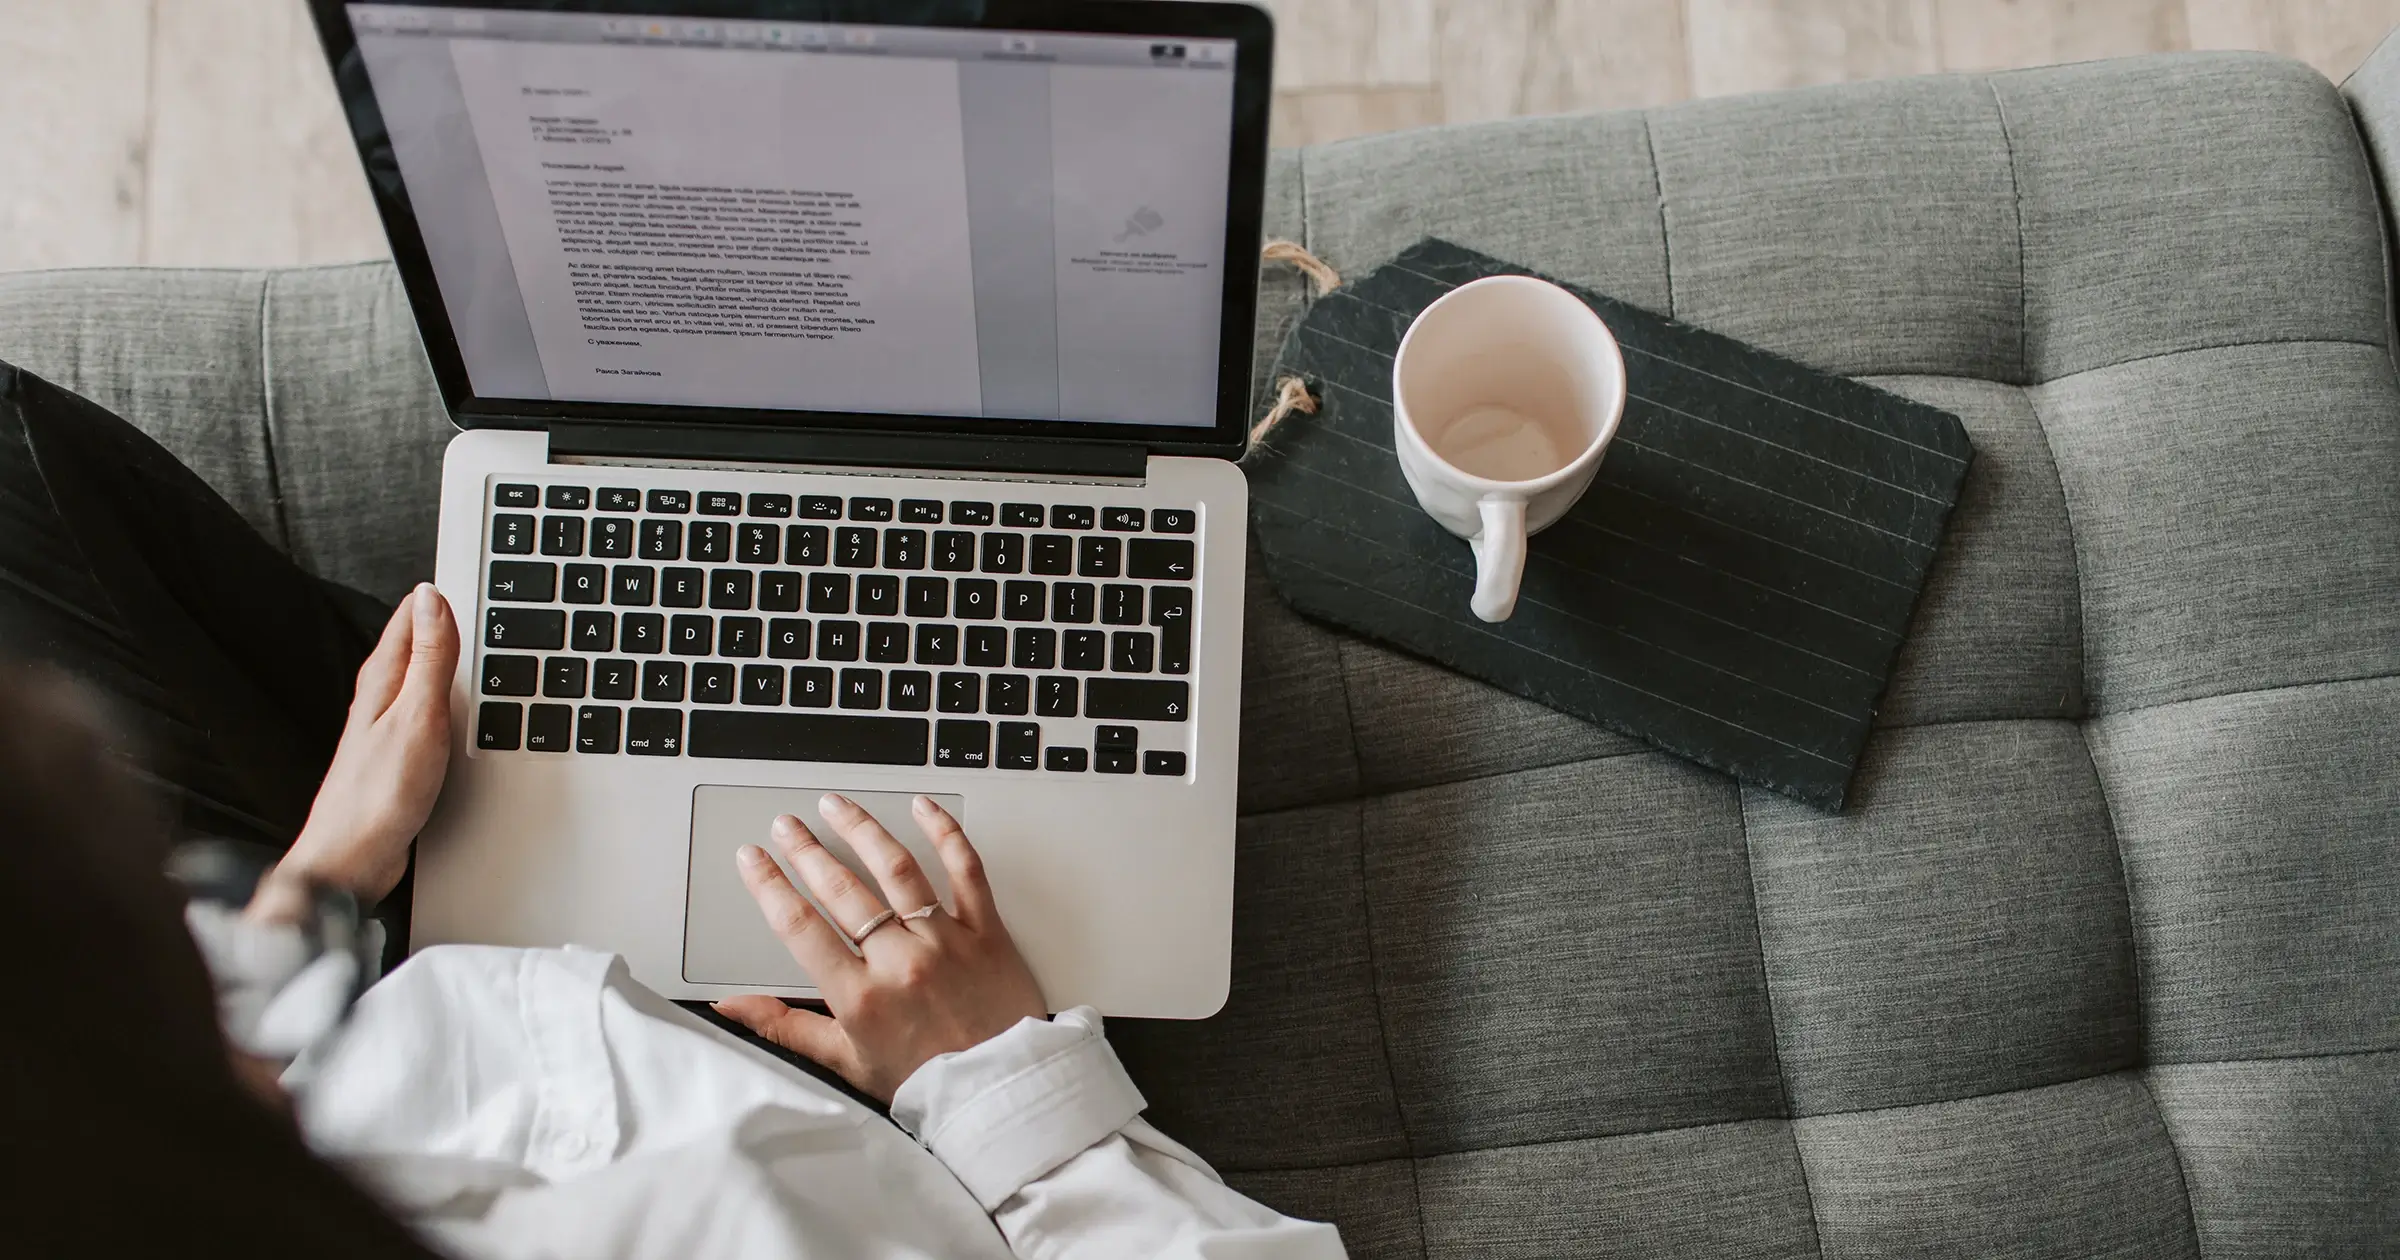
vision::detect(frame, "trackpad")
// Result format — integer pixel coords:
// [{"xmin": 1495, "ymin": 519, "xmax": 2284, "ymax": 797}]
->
[{"xmin": 684, "ymin": 786, "xmax": 966, "ymax": 990}]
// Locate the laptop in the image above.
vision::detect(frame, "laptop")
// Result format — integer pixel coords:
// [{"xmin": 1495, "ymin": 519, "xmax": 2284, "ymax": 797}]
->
[{"xmin": 312, "ymin": 0, "xmax": 1273, "ymax": 1017}]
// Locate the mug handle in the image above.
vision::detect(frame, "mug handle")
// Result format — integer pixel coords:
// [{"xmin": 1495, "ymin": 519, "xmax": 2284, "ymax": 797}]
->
[{"xmin": 1468, "ymin": 497, "xmax": 1528, "ymax": 622}]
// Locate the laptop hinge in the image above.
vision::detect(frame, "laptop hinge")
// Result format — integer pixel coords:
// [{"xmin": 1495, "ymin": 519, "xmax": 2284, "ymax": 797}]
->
[{"xmin": 546, "ymin": 421, "xmax": 1148, "ymax": 480}]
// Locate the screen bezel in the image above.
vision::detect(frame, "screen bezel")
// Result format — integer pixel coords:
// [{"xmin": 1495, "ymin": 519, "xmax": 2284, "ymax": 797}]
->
[{"xmin": 309, "ymin": 0, "xmax": 1274, "ymax": 460}]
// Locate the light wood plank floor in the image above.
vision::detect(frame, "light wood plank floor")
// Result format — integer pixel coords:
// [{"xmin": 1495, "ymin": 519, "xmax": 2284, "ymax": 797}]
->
[{"xmin": 5, "ymin": 0, "xmax": 2400, "ymax": 272}]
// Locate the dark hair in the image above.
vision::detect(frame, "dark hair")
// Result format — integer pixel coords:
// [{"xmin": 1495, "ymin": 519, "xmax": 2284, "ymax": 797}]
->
[{"xmin": 0, "ymin": 666, "xmax": 436, "ymax": 1257}]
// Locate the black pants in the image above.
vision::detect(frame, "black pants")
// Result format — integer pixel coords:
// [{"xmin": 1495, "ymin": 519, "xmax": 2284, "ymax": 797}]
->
[{"xmin": 0, "ymin": 360, "xmax": 389, "ymax": 850}]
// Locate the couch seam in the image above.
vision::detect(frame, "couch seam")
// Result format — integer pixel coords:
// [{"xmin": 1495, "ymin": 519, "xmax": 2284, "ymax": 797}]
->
[
  {"xmin": 1641, "ymin": 109, "xmax": 1675, "ymax": 320},
  {"xmin": 2132, "ymin": 1073, "xmax": 2210, "ymax": 1259},
  {"xmin": 1986, "ymin": 75, "xmax": 2030, "ymax": 387},
  {"xmin": 1735, "ymin": 787, "xmax": 1829, "ymax": 1260},
  {"xmin": 1866, "ymin": 669, "xmax": 2400, "ymax": 733},
  {"xmin": 254, "ymin": 271, "xmax": 293, "ymax": 552}
]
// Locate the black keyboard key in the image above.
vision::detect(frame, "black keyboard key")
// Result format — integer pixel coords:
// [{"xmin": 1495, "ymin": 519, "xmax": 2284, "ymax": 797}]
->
[
  {"xmin": 699, "ymin": 490, "xmax": 742, "ymax": 516},
  {"xmin": 689, "ymin": 521, "xmax": 732, "ymax": 564},
  {"xmin": 526, "ymin": 703, "xmax": 573, "ymax": 753},
  {"xmin": 612, "ymin": 565, "xmax": 656, "ymax": 606},
  {"xmin": 769, "ymin": 618, "xmax": 811, "ymax": 660},
  {"xmin": 689, "ymin": 711, "xmax": 927, "ymax": 764},
  {"xmin": 835, "ymin": 527, "xmax": 877, "ymax": 568},
  {"xmin": 692, "ymin": 662, "xmax": 736, "ymax": 705},
  {"xmin": 1161, "ymin": 622, "xmax": 1192, "ymax": 675},
  {"xmin": 1003, "ymin": 580, "xmax": 1047, "ymax": 622},
  {"xmin": 541, "ymin": 516, "xmax": 585, "ymax": 557},
  {"xmin": 760, "ymin": 571, "xmax": 803, "ymax": 612},
  {"xmin": 749, "ymin": 493, "xmax": 794, "ymax": 518},
  {"xmin": 965, "ymin": 625, "xmax": 1007, "ymax": 668},
  {"xmin": 807, "ymin": 573, "xmax": 851, "ymax": 614},
  {"xmin": 848, "ymin": 497, "xmax": 894, "ymax": 522},
  {"xmin": 496, "ymin": 483, "xmax": 538, "ymax": 508},
  {"xmin": 643, "ymin": 661, "xmax": 687, "ymax": 702},
  {"xmin": 935, "ymin": 719, "xmax": 991, "ymax": 769},
  {"xmin": 790, "ymin": 666, "xmax": 834, "ymax": 708},
  {"xmin": 885, "ymin": 528, "xmax": 926, "ymax": 570},
  {"xmin": 787, "ymin": 525, "xmax": 830, "ymax": 567},
  {"xmin": 1001, "ymin": 503, "xmax": 1043, "ymax": 528},
  {"xmin": 481, "ymin": 654, "xmax": 539, "ymax": 696},
  {"xmin": 1078, "ymin": 536, "xmax": 1122, "ymax": 577},
  {"xmin": 577, "ymin": 705, "xmax": 621, "ymax": 754},
  {"xmin": 1111, "ymin": 631, "xmax": 1156, "ymax": 673},
  {"xmin": 1097, "ymin": 748, "xmax": 1137, "ymax": 774},
  {"xmin": 711, "ymin": 569, "xmax": 754, "ymax": 610},
  {"xmin": 857, "ymin": 574, "xmax": 900, "ymax": 617},
  {"xmin": 486, "ymin": 608, "xmax": 565, "ymax": 650},
  {"xmin": 981, "ymin": 532, "xmax": 1024, "ymax": 574},
  {"xmin": 741, "ymin": 664, "xmax": 785, "ymax": 706},
  {"xmin": 1063, "ymin": 629, "xmax": 1106, "ymax": 671},
  {"xmin": 670, "ymin": 614, "xmax": 713, "ymax": 656},
  {"xmin": 593, "ymin": 658, "xmax": 637, "ymax": 700},
  {"xmin": 839, "ymin": 668, "xmax": 883, "ymax": 710},
  {"xmin": 492, "ymin": 514, "xmax": 535, "ymax": 555},
  {"xmin": 866, "ymin": 621, "xmax": 909, "ymax": 664},
  {"xmin": 889, "ymin": 670, "xmax": 932, "ymax": 711},
  {"xmin": 933, "ymin": 530, "xmax": 976, "ymax": 572},
  {"xmin": 1030, "ymin": 534, "xmax": 1072, "ymax": 575},
  {"xmin": 599, "ymin": 487, "xmax": 643, "ymax": 512},
  {"xmin": 817, "ymin": 619, "xmax": 861, "ymax": 661},
  {"xmin": 738, "ymin": 523, "xmax": 780, "ymax": 565},
  {"xmin": 1102, "ymin": 507, "xmax": 1145, "ymax": 531},
  {"xmin": 1096, "ymin": 724, "xmax": 1138, "ymax": 750},
  {"xmin": 621, "ymin": 613, "xmax": 664, "ymax": 655},
  {"xmin": 1036, "ymin": 675, "xmax": 1078, "ymax": 717},
  {"xmin": 1102, "ymin": 584, "xmax": 1143, "ymax": 626},
  {"xmin": 488, "ymin": 560, "xmax": 556, "ymax": 603},
  {"xmin": 950, "ymin": 501, "xmax": 995, "ymax": 526},
  {"xmin": 545, "ymin": 656, "xmax": 587, "ymax": 699},
  {"xmin": 1127, "ymin": 538, "xmax": 1196, "ymax": 581},
  {"xmin": 1088, "ymin": 677, "xmax": 1192, "ymax": 722},
  {"xmin": 661, "ymin": 567, "xmax": 705, "ymax": 608},
  {"xmin": 906, "ymin": 576, "xmax": 949, "ymax": 618},
  {"xmin": 476, "ymin": 701, "xmax": 522, "ymax": 749},
  {"xmin": 721, "ymin": 617, "xmax": 763, "ymax": 658},
  {"xmin": 1152, "ymin": 508, "xmax": 1196, "ymax": 534},
  {"xmin": 571, "ymin": 610, "xmax": 615, "ymax": 653},
  {"xmin": 640, "ymin": 519, "xmax": 682, "ymax": 561},
  {"xmin": 591, "ymin": 516, "xmax": 633, "ymax": 558},
  {"xmin": 800, "ymin": 495, "xmax": 843, "ymax": 520},
  {"xmin": 955, "ymin": 579, "xmax": 997, "ymax": 621},
  {"xmin": 1046, "ymin": 746, "xmax": 1089, "ymax": 772},
  {"xmin": 548, "ymin": 485, "xmax": 591, "ymax": 510},
  {"xmin": 1053, "ymin": 582, "xmax": 1095, "ymax": 624},
  {"xmin": 988, "ymin": 673, "xmax": 1029, "ymax": 715},
  {"xmin": 1053, "ymin": 505, "xmax": 1095, "ymax": 530},
  {"xmin": 997, "ymin": 721, "xmax": 1040, "ymax": 770},
  {"xmin": 901, "ymin": 498, "xmax": 943, "ymax": 523},
  {"xmin": 1144, "ymin": 750, "xmax": 1187, "ymax": 776},
  {"xmin": 627, "ymin": 708, "xmax": 683, "ymax": 756},
  {"xmin": 1014, "ymin": 628, "xmax": 1058, "ymax": 670},
  {"xmin": 563, "ymin": 563, "xmax": 606, "ymax": 605},
  {"xmin": 938, "ymin": 672, "xmax": 980, "ymax": 714},
  {"xmin": 1149, "ymin": 585, "xmax": 1192, "ymax": 627},
  {"xmin": 648, "ymin": 489, "xmax": 691, "ymax": 514}
]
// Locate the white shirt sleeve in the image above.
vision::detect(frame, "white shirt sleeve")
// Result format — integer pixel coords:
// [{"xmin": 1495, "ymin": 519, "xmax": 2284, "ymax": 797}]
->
[{"xmin": 891, "ymin": 1007, "xmax": 1349, "ymax": 1260}]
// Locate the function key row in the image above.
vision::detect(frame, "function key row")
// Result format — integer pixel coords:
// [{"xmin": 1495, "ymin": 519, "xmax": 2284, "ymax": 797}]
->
[{"xmin": 494, "ymin": 483, "xmax": 1193, "ymax": 533}]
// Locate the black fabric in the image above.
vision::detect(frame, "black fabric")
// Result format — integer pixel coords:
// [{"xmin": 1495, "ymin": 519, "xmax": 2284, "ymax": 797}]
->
[{"xmin": 1247, "ymin": 239, "xmax": 1975, "ymax": 809}]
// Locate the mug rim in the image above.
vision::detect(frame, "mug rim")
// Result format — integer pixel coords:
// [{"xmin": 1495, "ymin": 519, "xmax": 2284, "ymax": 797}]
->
[{"xmin": 1390, "ymin": 274, "xmax": 1628, "ymax": 496}]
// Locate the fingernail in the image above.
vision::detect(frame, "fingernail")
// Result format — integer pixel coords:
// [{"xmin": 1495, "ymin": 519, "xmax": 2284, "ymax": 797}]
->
[
  {"xmin": 819, "ymin": 792, "xmax": 850, "ymax": 814},
  {"xmin": 737, "ymin": 844, "xmax": 770, "ymax": 870},
  {"xmin": 412, "ymin": 583, "xmax": 437, "ymax": 629},
  {"xmin": 912, "ymin": 795, "xmax": 936, "ymax": 814}
]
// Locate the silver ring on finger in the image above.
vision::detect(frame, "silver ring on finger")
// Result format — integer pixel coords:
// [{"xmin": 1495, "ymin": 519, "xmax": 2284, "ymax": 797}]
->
[
  {"xmin": 846, "ymin": 908, "xmax": 898, "ymax": 945},
  {"xmin": 901, "ymin": 903, "xmax": 942, "ymax": 923}
]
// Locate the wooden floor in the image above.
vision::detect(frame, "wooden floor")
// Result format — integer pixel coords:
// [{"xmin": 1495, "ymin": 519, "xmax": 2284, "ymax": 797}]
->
[{"xmin": 4, "ymin": 0, "xmax": 2399, "ymax": 272}]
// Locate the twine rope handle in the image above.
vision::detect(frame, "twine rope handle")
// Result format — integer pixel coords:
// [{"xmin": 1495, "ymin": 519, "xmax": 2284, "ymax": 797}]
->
[
  {"xmin": 1247, "ymin": 374, "xmax": 1320, "ymax": 451},
  {"xmin": 1261, "ymin": 239, "xmax": 1343, "ymax": 295},
  {"xmin": 1244, "ymin": 240, "xmax": 1343, "ymax": 455}
]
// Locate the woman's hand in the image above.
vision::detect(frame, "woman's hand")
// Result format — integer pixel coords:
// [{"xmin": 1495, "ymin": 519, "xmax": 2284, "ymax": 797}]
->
[
  {"xmin": 714, "ymin": 794, "xmax": 1047, "ymax": 1103},
  {"xmin": 261, "ymin": 584, "xmax": 459, "ymax": 912}
]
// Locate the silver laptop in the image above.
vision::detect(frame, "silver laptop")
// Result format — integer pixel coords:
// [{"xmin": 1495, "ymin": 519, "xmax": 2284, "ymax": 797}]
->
[{"xmin": 315, "ymin": 1, "xmax": 1274, "ymax": 1017}]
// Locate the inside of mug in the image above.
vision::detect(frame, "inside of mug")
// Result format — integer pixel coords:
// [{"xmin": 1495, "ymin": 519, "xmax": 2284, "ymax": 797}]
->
[{"xmin": 1396, "ymin": 279, "xmax": 1621, "ymax": 484}]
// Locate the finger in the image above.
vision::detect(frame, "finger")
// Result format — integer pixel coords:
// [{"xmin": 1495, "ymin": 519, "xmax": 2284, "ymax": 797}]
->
[
  {"xmin": 773, "ymin": 814, "xmax": 894, "ymax": 951},
  {"xmin": 395, "ymin": 585, "xmax": 461, "ymax": 714},
  {"xmin": 735, "ymin": 841, "xmax": 860, "ymax": 987},
  {"xmin": 349, "ymin": 594, "xmax": 417, "ymax": 724},
  {"xmin": 817, "ymin": 792, "xmax": 940, "ymax": 920},
  {"xmin": 712, "ymin": 995, "xmax": 859, "ymax": 1078},
  {"xmin": 912, "ymin": 795, "xmax": 997, "ymax": 931}
]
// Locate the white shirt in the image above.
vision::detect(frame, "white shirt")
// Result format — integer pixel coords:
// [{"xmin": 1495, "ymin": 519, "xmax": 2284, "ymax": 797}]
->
[{"xmin": 283, "ymin": 945, "xmax": 1349, "ymax": 1260}]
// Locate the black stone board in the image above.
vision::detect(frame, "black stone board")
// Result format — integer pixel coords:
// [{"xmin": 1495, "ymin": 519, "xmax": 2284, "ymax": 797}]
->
[{"xmin": 1246, "ymin": 239, "xmax": 1974, "ymax": 810}]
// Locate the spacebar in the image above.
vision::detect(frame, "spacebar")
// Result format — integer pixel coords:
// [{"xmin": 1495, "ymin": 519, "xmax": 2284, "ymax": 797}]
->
[{"xmin": 688, "ymin": 712, "xmax": 930, "ymax": 765}]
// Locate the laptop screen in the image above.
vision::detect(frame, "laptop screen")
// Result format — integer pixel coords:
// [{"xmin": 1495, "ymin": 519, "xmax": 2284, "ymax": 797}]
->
[{"xmin": 346, "ymin": 4, "xmax": 1239, "ymax": 430}]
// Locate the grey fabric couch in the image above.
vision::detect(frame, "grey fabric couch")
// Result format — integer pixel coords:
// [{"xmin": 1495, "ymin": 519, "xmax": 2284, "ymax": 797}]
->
[{"xmin": 6, "ymin": 39, "xmax": 2396, "ymax": 1260}]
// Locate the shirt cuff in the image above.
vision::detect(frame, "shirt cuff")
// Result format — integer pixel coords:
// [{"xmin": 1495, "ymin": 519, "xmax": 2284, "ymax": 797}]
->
[{"xmin": 890, "ymin": 1006, "xmax": 1147, "ymax": 1211}]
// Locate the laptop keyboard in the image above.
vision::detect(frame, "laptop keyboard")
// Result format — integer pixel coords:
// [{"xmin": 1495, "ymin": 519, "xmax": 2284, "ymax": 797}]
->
[{"xmin": 472, "ymin": 479, "xmax": 1199, "ymax": 775}]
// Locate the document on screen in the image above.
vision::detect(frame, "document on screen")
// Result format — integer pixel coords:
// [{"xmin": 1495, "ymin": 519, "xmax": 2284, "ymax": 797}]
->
[{"xmin": 448, "ymin": 38, "xmax": 986, "ymax": 415}]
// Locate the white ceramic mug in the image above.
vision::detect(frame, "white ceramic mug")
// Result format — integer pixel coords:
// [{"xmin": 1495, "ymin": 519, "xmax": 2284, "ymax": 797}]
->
[{"xmin": 1392, "ymin": 274, "xmax": 1627, "ymax": 622}]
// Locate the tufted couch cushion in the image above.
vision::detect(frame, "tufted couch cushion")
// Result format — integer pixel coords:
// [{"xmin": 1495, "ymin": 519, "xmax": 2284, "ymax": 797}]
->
[{"xmin": 2, "ymin": 47, "xmax": 2394, "ymax": 1260}]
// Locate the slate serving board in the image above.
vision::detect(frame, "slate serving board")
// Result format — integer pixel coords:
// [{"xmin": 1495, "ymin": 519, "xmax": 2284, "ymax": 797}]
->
[{"xmin": 1246, "ymin": 239, "xmax": 1974, "ymax": 810}]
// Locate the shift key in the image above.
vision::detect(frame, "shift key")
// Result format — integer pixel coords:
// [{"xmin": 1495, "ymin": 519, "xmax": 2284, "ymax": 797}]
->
[
  {"xmin": 1085, "ymin": 678, "xmax": 1190, "ymax": 722},
  {"xmin": 485, "ymin": 607, "xmax": 566, "ymax": 650}
]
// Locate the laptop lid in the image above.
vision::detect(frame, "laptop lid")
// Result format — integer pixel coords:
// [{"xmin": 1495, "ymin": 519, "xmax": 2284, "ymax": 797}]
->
[{"xmin": 310, "ymin": 1, "xmax": 1274, "ymax": 462}]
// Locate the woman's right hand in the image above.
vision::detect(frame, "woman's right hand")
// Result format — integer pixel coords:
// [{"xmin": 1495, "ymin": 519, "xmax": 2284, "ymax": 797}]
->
[{"xmin": 713, "ymin": 794, "xmax": 1047, "ymax": 1103}]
